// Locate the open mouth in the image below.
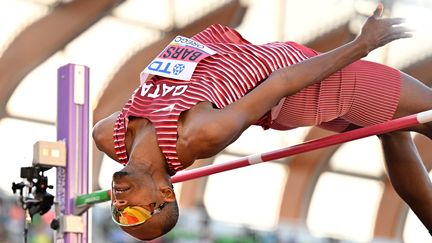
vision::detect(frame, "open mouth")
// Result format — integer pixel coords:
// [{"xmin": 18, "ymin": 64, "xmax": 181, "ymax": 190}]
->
[{"xmin": 113, "ymin": 186, "xmax": 131, "ymax": 194}]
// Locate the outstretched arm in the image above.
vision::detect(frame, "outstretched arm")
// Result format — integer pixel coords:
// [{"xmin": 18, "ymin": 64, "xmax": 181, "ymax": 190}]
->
[{"xmin": 192, "ymin": 4, "xmax": 412, "ymax": 158}]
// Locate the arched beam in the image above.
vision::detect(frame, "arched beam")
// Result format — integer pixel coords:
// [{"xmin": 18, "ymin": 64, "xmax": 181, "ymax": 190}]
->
[
  {"xmin": 278, "ymin": 128, "xmax": 340, "ymax": 224},
  {"xmin": 373, "ymin": 180, "xmax": 407, "ymax": 238},
  {"xmin": 0, "ymin": 0, "xmax": 123, "ymax": 117}
]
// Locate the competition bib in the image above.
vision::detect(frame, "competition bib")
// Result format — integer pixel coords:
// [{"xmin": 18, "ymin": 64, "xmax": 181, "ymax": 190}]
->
[{"xmin": 140, "ymin": 36, "xmax": 216, "ymax": 83}]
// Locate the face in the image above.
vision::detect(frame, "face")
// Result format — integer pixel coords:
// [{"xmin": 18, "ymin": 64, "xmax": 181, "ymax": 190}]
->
[
  {"xmin": 110, "ymin": 165, "xmax": 178, "ymax": 240},
  {"xmin": 111, "ymin": 166, "xmax": 161, "ymax": 208}
]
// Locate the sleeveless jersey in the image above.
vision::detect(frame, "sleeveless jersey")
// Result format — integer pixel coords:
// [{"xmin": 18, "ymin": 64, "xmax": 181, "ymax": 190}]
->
[{"xmin": 114, "ymin": 24, "xmax": 310, "ymax": 175}]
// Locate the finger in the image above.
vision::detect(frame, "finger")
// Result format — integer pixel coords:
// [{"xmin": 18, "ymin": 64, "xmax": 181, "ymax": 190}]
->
[
  {"xmin": 383, "ymin": 17, "xmax": 407, "ymax": 26},
  {"xmin": 385, "ymin": 32, "xmax": 414, "ymax": 44},
  {"xmin": 373, "ymin": 2, "xmax": 384, "ymax": 18},
  {"xmin": 392, "ymin": 32, "xmax": 414, "ymax": 39},
  {"xmin": 391, "ymin": 26, "xmax": 415, "ymax": 34}
]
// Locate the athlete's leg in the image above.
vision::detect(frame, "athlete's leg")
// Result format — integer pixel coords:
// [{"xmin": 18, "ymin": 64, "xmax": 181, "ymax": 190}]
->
[
  {"xmin": 393, "ymin": 72, "xmax": 432, "ymax": 137},
  {"xmin": 379, "ymin": 132, "xmax": 432, "ymax": 233},
  {"xmin": 378, "ymin": 73, "xmax": 432, "ymax": 233},
  {"xmin": 336, "ymin": 71, "xmax": 432, "ymax": 233},
  {"xmin": 413, "ymin": 134, "xmax": 432, "ymax": 171}
]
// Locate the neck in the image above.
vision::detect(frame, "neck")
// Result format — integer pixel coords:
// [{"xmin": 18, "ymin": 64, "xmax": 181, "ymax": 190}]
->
[
  {"xmin": 127, "ymin": 118, "xmax": 171, "ymax": 180},
  {"xmin": 124, "ymin": 160, "xmax": 172, "ymax": 187}
]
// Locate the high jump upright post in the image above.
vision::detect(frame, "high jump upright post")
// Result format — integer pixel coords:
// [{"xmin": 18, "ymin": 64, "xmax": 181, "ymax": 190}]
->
[{"xmin": 55, "ymin": 63, "xmax": 91, "ymax": 243}]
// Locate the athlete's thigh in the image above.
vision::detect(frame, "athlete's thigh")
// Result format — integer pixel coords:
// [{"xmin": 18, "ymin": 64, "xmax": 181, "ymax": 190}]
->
[
  {"xmin": 393, "ymin": 72, "xmax": 432, "ymax": 138},
  {"xmin": 393, "ymin": 72, "xmax": 432, "ymax": 119},
  {"xmin": 339, "ymin": 73, "xmax": 432, "ymax": 134}
]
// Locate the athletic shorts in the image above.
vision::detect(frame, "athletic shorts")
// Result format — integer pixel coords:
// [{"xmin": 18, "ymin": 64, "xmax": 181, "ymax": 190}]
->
[{"xmin": 266, "ymin": 43, "xmax": 401, "ymax": 132}]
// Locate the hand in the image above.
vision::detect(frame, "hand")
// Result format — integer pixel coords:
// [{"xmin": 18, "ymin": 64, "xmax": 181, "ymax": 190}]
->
[{"xmin": 355, "ymin": 3, "xmax": 413, "ymax": 54}]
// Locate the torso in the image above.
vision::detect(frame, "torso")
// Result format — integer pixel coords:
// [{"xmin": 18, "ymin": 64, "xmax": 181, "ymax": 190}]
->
[{"xmin": 114, "ymin": 24, "xmax": 312, "ymax": 175}]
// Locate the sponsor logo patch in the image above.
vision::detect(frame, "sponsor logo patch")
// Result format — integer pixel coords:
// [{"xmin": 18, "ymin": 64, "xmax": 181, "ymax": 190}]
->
[{"xmin": 141, "ymin": 36, "xmax": 216, "ymax": 82}]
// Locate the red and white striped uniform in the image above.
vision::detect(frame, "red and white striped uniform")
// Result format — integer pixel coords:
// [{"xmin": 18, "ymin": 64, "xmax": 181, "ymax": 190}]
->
[{"xmin": 114, "ymin": 24, "xmax": 401, "ymax": 175}]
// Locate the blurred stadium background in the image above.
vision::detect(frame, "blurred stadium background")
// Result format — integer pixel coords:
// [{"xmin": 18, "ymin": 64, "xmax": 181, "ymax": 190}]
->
[{"xmin": 1, "ymin": 0, "xmax": 432, "ymax": 242}]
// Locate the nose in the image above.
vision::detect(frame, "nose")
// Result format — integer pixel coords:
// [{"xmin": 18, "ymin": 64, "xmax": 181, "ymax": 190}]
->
[{"xmin": 113, "ymin": 199, "xmax": 128, "ymax": 210}]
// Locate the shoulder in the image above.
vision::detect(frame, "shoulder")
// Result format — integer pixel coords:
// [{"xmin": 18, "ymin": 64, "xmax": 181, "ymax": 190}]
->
[
  {"xmin": 93, "ymin": 112, "xmax": 122, "ymax": 162},
  {"xmin": 93, "ymin": 112, "xmax": 120, "ymax": 141}
]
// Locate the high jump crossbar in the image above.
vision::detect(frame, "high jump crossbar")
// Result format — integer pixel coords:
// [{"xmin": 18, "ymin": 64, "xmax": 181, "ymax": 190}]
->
[{"xmin": 75, "ymin": 109, "xmax": 432, "ymax": 207}]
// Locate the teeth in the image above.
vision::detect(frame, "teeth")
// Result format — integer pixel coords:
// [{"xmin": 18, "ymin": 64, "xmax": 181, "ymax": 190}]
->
[{"xmin": 114, "ymin": 187, "xmax": 130, "ymax": 193}]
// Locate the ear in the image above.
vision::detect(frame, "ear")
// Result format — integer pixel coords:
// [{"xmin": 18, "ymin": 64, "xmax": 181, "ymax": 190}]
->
[{"xmin": 159, "ymin": 186, "xmax": 176, "ymax": 202}]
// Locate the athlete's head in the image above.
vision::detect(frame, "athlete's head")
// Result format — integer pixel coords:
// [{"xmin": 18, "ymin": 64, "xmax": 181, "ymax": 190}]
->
[{"xmin": 111, "ymin": 166, "xmax": 179, "ymax": 241}]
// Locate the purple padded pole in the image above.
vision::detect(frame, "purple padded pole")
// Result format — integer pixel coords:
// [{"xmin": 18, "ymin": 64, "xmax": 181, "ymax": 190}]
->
[{"xmin": 56, "ymin": 64, "xmax": 90, "ymax": 243}]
